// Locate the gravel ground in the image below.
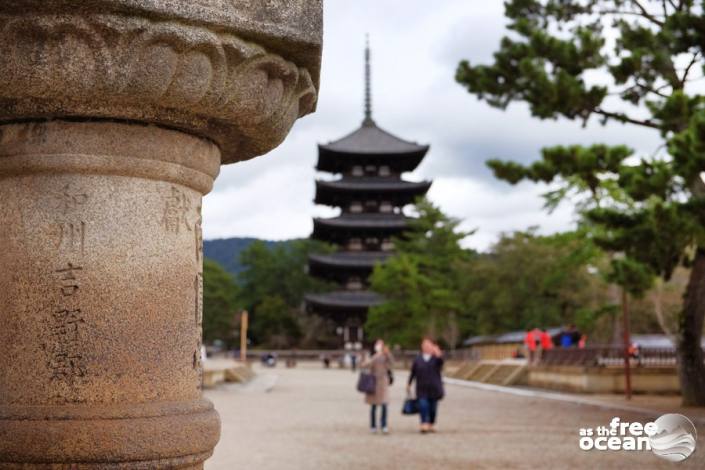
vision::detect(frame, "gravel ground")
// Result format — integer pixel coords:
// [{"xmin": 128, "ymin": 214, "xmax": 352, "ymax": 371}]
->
[{"xmin": 205, "ymin": 364, "xmax": 705, "ymax": 470}]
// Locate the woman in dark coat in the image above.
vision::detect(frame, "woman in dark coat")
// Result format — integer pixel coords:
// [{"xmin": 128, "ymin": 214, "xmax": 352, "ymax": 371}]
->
[{"xmin": 407, "ymin": 337, "xmax": 444, "ymax": 433}]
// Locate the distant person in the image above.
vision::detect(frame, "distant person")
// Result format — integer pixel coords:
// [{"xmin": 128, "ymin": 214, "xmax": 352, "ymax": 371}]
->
[
  {"xmin": 263, "ymin": 352, "xmax": 276, "ymax": 367},
  {"xmin": 524, "ymin": 328, "xmax": 537, "ymax": 363},
  {"xmin": 407, "ymin": 337, "xmax": 444, "ymax": 434},
  {"xmin": 286, "ymin": 349, "xmax": 297, "ymax": 368},
  {"xmin": 629, "ymin": 341, "xmax": 640, "ymax": 364},
  {"xmin": 350, "ymin": 352, "xmax": 358, "ymax": 372},
  {"xmin": 578, "ymin": 334, "xmax": 587, "ymax": 349},
  {"xmin": 362, "ymin": 339, "xmax": 393, "ymax": 434},
  {"xmin": 559, "ymin": 325, "xmax": 577, "ymax": 348},
  {"xmin": 539, "ymin": 329, "xmax": 553, "ymax": 350},
  {"xmin": 322, "ymin": 353, "xmax": 331, "ymax": 369},
  {"xmin": 570, "ymin": 325, "xmax": 582, "ymax": 346},
  {"xmin": 538, "ymin": 329, "xmax": 553, "ymax": 362}
]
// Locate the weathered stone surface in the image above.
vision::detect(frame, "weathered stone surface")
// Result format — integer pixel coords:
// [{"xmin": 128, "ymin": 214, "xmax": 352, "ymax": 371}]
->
[
  {"xmin": 0, "ymin": 0, "xmax": 323, "ymax": 163},
  {"xmin": 0, "ymin": 1, "xmax": 322, "ymax": 468},
  {"xmin": 0, "ymin": 121, "xmax": 221, "ymax": 468}
]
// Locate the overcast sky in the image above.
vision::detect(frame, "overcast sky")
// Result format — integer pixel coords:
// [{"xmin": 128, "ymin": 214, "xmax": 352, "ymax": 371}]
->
[{"xmin": 202, "ymin": 1, "xmax": 663, "ymax": 251}]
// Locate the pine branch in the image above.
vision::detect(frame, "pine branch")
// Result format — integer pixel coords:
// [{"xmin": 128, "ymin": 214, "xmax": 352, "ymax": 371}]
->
[
  {"xmin": 639, "ymin": 82, "xmax": 669, "ymax": 99},
  {"xmin": 616, "ymin": 81, "xmax": 671, "ymax": 99},
  {"xmin": 631, "ymin": 0, "xmax": 665, "ymax": 26},
  {"xmin": 680, "ymin": 52, "xmax": 700, "ymax": 88},
  {"xmin": 594, "ymin": 108, "xmax": 660, "ymax": 129},
  {"xmin": 597, "ymin": 9, "xmax": 664, "ymax": 19}
]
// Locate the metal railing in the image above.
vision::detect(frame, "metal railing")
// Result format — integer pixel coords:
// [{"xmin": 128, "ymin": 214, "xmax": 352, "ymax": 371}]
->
[
  {"xmin": 206, "ymin": 348, "xmax": 474, "ymax": 368},
  {"xmin": 538, "ymin": 345, "xmax": 681, "ymax": 367}
]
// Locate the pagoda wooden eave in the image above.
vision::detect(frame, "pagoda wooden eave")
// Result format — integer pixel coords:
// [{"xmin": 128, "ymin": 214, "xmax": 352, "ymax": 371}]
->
[
  {"xmin": 311, "ymin": 214, "xmax": 408, "ymax": 242},
  {"xmin": 314, "ymin": 178, "xmax": 431, "ymax": 207},
  {"xmin": 309, "ymin": 251, "xmax": 391, "ymax": 269},
  {"xmin": 305, "ymin": 290, "xmax": 383, "ymax": 317},
  {"xmin": 316, "ymin": 146, "xmax": 428, "ymax": 174},
  {"xmin": 315, "ymin": 121, "xmax": 429, "ymax": 174}
]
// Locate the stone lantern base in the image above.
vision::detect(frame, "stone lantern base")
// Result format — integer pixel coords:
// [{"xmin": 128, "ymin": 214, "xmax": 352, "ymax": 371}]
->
[
  {"xmin": 0, "ymin": 1, "xmax": 321, "ymax": 467},
  {"xmin": 0, "ymin": 121, "xmax": 221, "ymax": 468}
]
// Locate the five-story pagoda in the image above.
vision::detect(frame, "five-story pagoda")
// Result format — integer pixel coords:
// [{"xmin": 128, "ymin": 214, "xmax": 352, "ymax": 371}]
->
[{"xmin": 305, "ymin": 41, "xmax": 431, "ymax": 346}]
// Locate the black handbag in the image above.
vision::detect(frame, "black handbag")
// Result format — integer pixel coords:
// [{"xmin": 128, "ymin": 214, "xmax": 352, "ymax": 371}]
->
[
  {"xmin": 356, "ymin": 372, "xmax": 376, "ymax": 394},
  {"xmin": 402, "ymin": 397, "xmax": 419, "ymax": 415},
  {"xmin": 387, "ymin": 369, "xmax": 394, "ymax": 385}
]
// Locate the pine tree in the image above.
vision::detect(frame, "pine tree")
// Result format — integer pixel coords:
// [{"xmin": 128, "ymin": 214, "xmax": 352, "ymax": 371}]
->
[{"xmin": 456, "ymin": 0, "xmax": 705, "ymax": 405}]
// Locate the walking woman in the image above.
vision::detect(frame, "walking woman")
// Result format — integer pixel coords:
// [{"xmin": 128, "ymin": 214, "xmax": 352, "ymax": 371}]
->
[
  {"xmin": 407, "ymin": 337, "xmax": 444, "ymax": 433},
  {"xmin": 362, "ymin": 339, "xmax": 393, "ymax": 434}
]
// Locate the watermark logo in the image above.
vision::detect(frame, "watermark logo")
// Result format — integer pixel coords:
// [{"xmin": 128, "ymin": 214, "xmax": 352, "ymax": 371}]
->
[
  {"xmin": 579, "ymin": 414, "xmax": 697, "ymax": 462},
  {"xmin": 650, "ymin": 414, "xmax": 698, "ymax": 462}
]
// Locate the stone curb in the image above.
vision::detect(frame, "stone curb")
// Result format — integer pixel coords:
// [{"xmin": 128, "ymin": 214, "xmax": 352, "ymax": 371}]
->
[{"xmin": 443, "ymin": 377, "xmax": 705, "ymax": 427}]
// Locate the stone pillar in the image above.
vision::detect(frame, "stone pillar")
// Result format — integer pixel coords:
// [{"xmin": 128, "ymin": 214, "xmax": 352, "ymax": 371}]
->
[{"xmin": 0, "ymin": 2, "xmax": 322, "ymax": 468}]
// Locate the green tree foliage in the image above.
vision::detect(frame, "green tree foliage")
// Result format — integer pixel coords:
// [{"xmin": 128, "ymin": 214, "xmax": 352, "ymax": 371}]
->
[
  {"xmin": 367, "ymin": 200, "xmax": 612, "ymax": 348},
  {"xmin": 238, "ymin": 239, "xmax": 334, "ymax": 347},
  {"xmin": 250, "ymin": 295, "xmax": 302, "ymax": 348},
  {"xmin": 202, "ymin": 259, "xmax": 240, "ymax": 344},
  {"xmin": 461, "ymin": 230, "xmax": 612, "ymax": 336},
  {"xmin": 366, "ymin": 199, "xmax": 472, "ymax": 348},
  {"xmin": 456, "ymin": 0, "xmax": 705, "ymax": 405}
]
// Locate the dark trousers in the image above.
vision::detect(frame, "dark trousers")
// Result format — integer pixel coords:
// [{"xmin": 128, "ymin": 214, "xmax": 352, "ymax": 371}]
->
[
  {"xmin": 418, "ymin": 397, "xmax": 438, "ymax": 424},
  {"xmin": 370, "ymin": 404, "xmax": 387, "ymax": 429}
]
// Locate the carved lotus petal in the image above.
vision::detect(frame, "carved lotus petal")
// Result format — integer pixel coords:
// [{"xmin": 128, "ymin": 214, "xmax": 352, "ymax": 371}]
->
[
  {"xmin": 126, "ymin": 43, "xmax": 179, "ymax": 101},
  {"xmin": 0, "ymin": 3, "xmax": 322, "ymax": 164}
]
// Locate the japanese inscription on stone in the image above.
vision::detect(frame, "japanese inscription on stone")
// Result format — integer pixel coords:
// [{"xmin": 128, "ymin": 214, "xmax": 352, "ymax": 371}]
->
[
  {"xmin": 45, "ymin": 184, "xmax": 90, "ymax": 401},
  {"xmin": 48, "ymin": 263, "xmax": 86, "ymax": 384},
  {"xmin": 54, "ymin": 184, "xmax": 88, "ymax": 254},
  {"xmin": 163, "ymin": 187, "xmax": 192, "ymax": 234}
]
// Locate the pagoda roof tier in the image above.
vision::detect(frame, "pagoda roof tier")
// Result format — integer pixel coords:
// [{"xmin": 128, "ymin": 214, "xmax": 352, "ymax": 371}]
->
[
  {"xmin": 317, "ymin": 121, "xmax": 429, "ymax": 174},
  {"xmin": 305, "ymin": 290, "xmax": 383, "ymax": 317},
  {"xmin": 308, "ymin": 251, "xmax": 390, "ymax": 282},
  {"xmin": 309, "ymin": 251, "xmax": 391, "ymax": 268},
  {"xmin": 314, "ymin": 178, "xmax": 431, "ymax": 207},
  {"xmin": 312, "ymin": 214, "xmax": 409, "ymax": 242},
  {"xmin": 321, "ymin": 121, "xmax": 427, "ymax": 155}
]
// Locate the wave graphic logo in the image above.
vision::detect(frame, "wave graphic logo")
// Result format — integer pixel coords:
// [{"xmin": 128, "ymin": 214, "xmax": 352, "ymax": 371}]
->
[{"xmin": 649, "ymin": 414, "xmax": 697, "ymax": 462}]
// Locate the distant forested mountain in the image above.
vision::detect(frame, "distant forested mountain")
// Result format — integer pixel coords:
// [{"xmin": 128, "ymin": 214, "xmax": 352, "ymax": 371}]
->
[{"xmin": 203, "ymin": 237, "xmax": 296, "ymax": 276}]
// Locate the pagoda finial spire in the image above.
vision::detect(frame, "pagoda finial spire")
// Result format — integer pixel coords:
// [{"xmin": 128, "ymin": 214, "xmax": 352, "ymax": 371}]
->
[{"xmin": 363, "ymin": 34, "xmax": 374, "ymax": 126}]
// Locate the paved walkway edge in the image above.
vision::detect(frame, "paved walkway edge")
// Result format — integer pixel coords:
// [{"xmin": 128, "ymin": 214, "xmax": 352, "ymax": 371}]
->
[{"xmin": 443, "ymin": 377, "xmax": 705, "ymax": 426}]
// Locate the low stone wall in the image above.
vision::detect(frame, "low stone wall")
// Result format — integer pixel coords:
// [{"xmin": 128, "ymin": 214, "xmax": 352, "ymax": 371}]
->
[
  {"xmin": 203, "ymin": 360, "xmax": 255, "ymax": 389},
  {"xmin": 528, "ymin": 365, "xmax": 680, "ymax": 394},
  {"xmin": 469, "ymin": 343, "xmax": 523, "ymax": 361}
]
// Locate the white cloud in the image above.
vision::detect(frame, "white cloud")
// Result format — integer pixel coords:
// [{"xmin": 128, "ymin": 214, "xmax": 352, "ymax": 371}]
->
[
  {"xmin": 202, "ymin": 0, "xmax": 662, "ymax": 251},
  {"xmin": 427, "ymin": 177, "xmax": 576, "ymax": 251}
]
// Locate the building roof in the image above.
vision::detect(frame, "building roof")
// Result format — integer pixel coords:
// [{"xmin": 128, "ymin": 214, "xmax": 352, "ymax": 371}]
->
[
  {"xmin": 312, "ymin": 214, "xmax": 409, "ymax": 242},
  {"xmin": 305, "ymin": 290, "xmax": 383, "ymax": 310},
  {"xmin": 315, "ymin": 178, "xmax": 431, "ymax": 207},
  {"xmin": 319, "ymin": 121, "xmax": 429, "ymax": 155},
  {"xmin": 314, "ymin": 213, "xmax": 408, "ymax": 230},
  {"xmin": 463, "ymin": 328, "xmax": 563, "ymax": 347},
  {"xmin": 309, "ymin": 251, "xmax": 391, "ymax": 269},
  {"xmin": 317, "ymin": 177, "xmax": 431, "ymax": 192},
  {"xmin": 461, "ymin": 331, "xmax": 704, "ymax": 349},
  {"xmin": 315, "ymin": 120, "xmax": 430, "ymax": 174},
  {"xmin": 308, "ymin": 252, "xmax": 391, "ymax": 285},
  {"xmin": 628, "ymin": 334, "xmax": 705, "ymax": 348}
]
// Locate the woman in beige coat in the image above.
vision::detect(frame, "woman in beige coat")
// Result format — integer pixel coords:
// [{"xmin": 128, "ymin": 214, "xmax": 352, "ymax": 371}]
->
[{"xmin": 362, "ymin": 339, "xmax": 393, "ymax": 434}]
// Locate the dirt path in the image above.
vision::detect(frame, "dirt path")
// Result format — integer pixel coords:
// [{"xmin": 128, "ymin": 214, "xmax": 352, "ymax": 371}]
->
[{"xmin": 205, "ymin": 364, "xmax": 705, "ymax": 469}]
